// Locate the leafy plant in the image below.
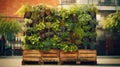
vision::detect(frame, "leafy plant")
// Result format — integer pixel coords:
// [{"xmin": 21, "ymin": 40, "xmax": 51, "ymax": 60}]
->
[
  {"xmin": 50, "ymin": 35, "xmax": 61, "ymax": 49},
  {"xmin": 0, "ymin": 19, "xmax": 22, "ymax": 35},
  {"xmin": 24, "ymin": 18, "xmax": 33, "ymax": 27},
  {"xmin": 102, "ymin": 11, "xmax": 120, "ymax": 32},
  {"xmin": 40, "ymin": 36, "xmax": 61, "ymax": 51},
  {"xmin": 60, "ymin": 32, "xmax": 70, "ymax": 39},
  {"xmin": 27, "ymin": 34, "xmax": 40, "ymax": 45},
  {"xmin": 78, "ymin": 13, "xmax": 92, "ymax": 25},
  {"xmin": 59, "ymin": 7, "xmax": 69, "ymax": 20},
  {"xmin": 15, "ymin": 4, "xmax": 33, "ymax": 16},
  {"xmin": 51, "ymin": 20, "xmax": 60, "ymax": 32},
  {"xmin": 35, "ymin": 22, "xmax": 45, "ymax": 31},
  {"xmin": 22, "ymin": 4, "xmax": 97, "ymax": 51},
  {"xmin": 60, "ymin": 42, "xmax": 78, "ymax": 52},
  {"xmin": 74, "ymin": 26, "xmax": 85, "ymax": 39},
  {"xmin": 23, "ymin": 35, "xmax": 42, "ymax": 50},
  {"xmin": 82, "ymin": 26, "xmax": 91, "ymax": 32},
  {"xmin": 41, "ymin": 38, "xmax": 52, "ymax": 51},
  {"xmin": 89, "ymin": 5, "xmax": 98, "ymax": 13},
  {"xmin": 69, "ymin": 4, "xmax": 80, "ymax": 14},
  {"xmin": 82, "ymin": 41, "xmax": 90, "ymax": 49}
]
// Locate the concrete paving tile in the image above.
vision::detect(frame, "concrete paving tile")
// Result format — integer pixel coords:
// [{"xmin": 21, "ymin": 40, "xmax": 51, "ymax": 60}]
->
[{"xmin": 0, "ymin": 56, "xmax": 120, "ymax": 67}]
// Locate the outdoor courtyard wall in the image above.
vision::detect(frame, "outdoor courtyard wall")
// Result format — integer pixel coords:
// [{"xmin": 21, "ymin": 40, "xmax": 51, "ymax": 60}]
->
[{"xmin": 0, "ymin": 0, "xmax": 59, "ymax": 16}]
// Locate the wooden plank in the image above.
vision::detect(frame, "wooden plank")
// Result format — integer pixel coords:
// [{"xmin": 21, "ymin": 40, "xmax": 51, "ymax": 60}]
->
[
  {"xmin": 23, "ymin": 50, "xmax": 41, "ymax": 54},
  {"xmin": 60, "ymin": 58, "xmax": 77, "ymax": 61},
  {"xmin": 42, "ymin": 50, "xmax": 59, "ymax": 54},
  {"xmin": 60, "ymin": 50, "xmax": 77, "ymax": 54},
  {"xmin": 42, "ymin": 54, "xmax": 58, "ymax": 57},
  {"xmin": 78, "ymin": 54, "xmax": 96, "ymax": 58},
  {"xmin": 23, "ymin": 57, "xmax": 41, "ymax": 61},
  {"xmin": 60, "ymin": 50, "xmax": 77, "ymax": 58},
  {"xmin": 60, "ymin": 53, "xmax": 77, "ymax": 58},
  {"xmin": 78, "ymin": 50, "xmax": 96, "ymax": 54},
  {"xmin": 23, "ymin": 53, "xmax": 41, "ymax": 57},
  {"xmin": 41, "ymin": 50, "xmax": 59, "ymax": 58},
  {"xmin": 60, "ymin": 50, "xmax": 77, "ymax": 62},
  {"xmin": 41, "ymin": 50, "xmax": 60, "ymax": 62},
  {"xmin": 42, "ymin": 57, "xmax": 59, "ymax": 62},
  {"xmin": 78, "ymin": 50, "xmax": 97, "ymax": 62},
  {"xmin": 79, "ymin": 58, "xmax": 96, "ymax": 61}
]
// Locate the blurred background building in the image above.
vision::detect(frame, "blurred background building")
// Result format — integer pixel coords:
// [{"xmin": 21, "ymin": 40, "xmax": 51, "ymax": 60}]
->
[
  {"xmin": 0, "ymin": 0, "xmax": 120, "ymax": 56},
  {"xmin": 59, "ymin": 0, "xmax": 120, "ymax": 55}
]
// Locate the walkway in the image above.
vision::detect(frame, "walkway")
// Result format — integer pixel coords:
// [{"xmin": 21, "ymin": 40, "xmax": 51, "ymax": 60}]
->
[{"xmin": 0, "ymin": 56, "xmax": 120, "ymax": 67}]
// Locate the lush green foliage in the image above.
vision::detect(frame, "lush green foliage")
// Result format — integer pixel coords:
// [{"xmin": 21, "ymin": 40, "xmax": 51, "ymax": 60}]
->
[
  {"xmin": 22, "ymin": 4, "xmax": 97, "ymax": 51},
  {"xmin": 15, "ymin": 4, "xmax": 33, "ymax": 16},
  {"xmin": 102, "ymin": 11, "xmax": 120, "ymax": 32},
  {"xmin": 0, "ymin": 18, "xmax": 22, "ymax": 35}
]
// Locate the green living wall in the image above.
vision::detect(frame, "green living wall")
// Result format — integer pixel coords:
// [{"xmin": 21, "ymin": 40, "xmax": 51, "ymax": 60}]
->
[{"xmin": 21, "ymin": 4, "xmax": 97, "ymax": 52}]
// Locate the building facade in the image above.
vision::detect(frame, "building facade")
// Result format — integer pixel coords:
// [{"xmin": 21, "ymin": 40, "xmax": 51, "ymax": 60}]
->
[
  {"xmin": 0, "ymin": 0, "xmax": 59, "ymax": 56},
  {"xmin": 59, "ymin": 0, "xmax": 120, "ymax": 55},
  {"xmin": 0, "ymin": 0, "xmax": 120, "ymax": 56},
  {"xmin": 0, "ymin": 0, "xmax": 59, "ymax": 17}
]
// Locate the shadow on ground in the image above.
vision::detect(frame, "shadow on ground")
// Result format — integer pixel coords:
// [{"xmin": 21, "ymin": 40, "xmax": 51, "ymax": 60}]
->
[{"xmin": 22, "ymin": 62, "xmax": 120, "ymax": 66}]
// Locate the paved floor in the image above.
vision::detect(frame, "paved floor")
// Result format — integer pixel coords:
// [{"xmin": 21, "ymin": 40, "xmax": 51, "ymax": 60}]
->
[{"xmin": 0, "ymin": 56, "xmax": 120, "ymax": 67}]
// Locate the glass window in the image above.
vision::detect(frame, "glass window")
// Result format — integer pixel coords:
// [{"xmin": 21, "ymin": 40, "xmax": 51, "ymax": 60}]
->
[
  {"xmin": 78, "ymin": 0, "xmax": 98, "ymax": 5},
  {"xmin": 89, "ymin": 0, "xmax": 98, "ymax": 5},
  {"xmin": 61, "ymin": 0, "xmax": 76, "ymax": 4},
  {"xmin": 79, "ymin": 0, "xmax": 89, "ymax": 4},
  {"xmin": 116, "ymin": 0, "xmax": 120, "ymax": 6},
  {"xmin": 98, "ymin": 0, "xmax": 116, "ymax": 6}
]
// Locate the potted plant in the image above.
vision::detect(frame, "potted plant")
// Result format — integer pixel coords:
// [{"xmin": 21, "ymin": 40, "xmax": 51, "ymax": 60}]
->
[
  {"xmin": 102, "ymin": 11, "xmax": 120, "ymax": 55},
  {"xmin": 102, "ymin": 11, "xmax": 120, "ymax": 33},
  {"xmin": 0, "ymin": 18, "xmax": 22, "ymax": 38},
  {"xmin": 0, "ymin": 18, "xmax": 22, "ymax": 55}
]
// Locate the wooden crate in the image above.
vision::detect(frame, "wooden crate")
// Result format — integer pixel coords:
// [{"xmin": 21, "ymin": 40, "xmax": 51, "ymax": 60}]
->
[
  {"xmin": 22, "ymin": 50, "xmax": 41, "ymax": 65},
  {"xmin": 78, "ymin": 50, "xmax": 97, "ymax": 63},
  {"xmin": 22, "ymin": 49, "xmax": 97, "ymax": 65},
  {"xmin": 60, "ymin": 50, "xmax": 78, "ymax": 64},
  {"xmin": 41, "ymin": 49, "xmax": 59, "ymax": 63}
]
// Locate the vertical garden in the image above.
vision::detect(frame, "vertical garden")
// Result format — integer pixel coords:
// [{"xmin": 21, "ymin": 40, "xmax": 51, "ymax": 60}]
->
[
  {"xmin": 18, "ymin": 4, "xmax": 97, "ymax": 64},
  {"xmin": 21, "ymin": 4, "xmax": 97, "ymax": 51}
]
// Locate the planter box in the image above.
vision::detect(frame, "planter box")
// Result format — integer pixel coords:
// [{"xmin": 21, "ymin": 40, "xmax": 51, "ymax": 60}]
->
[
  {"xmin": 60, "ymin": 50, "xmax": 77, "ymax": 63},
  {"xmin": 23, "ymin": 50, "xmax": 41, "ymax": 61},
  {"xmin": 78, "ymin": 49, "xmax": 97, "ymax": 63},
  {"xmin": 41, "ymin": 49, "xmax": 59, "ymax": 63},
  {"xmin": 24, "ymin": 12, "xmax": 32, "ymax": 19},
  {"xmin": 22, "ymin": 49, "xmax": 97, "ymax": 64},
  {"xmin": 22, "ymin": 49, "xmax": 59, "ymax": 64},
  {"xmin": 22, "ymin": 50, "xmax": 41, "ymax": 65}
]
